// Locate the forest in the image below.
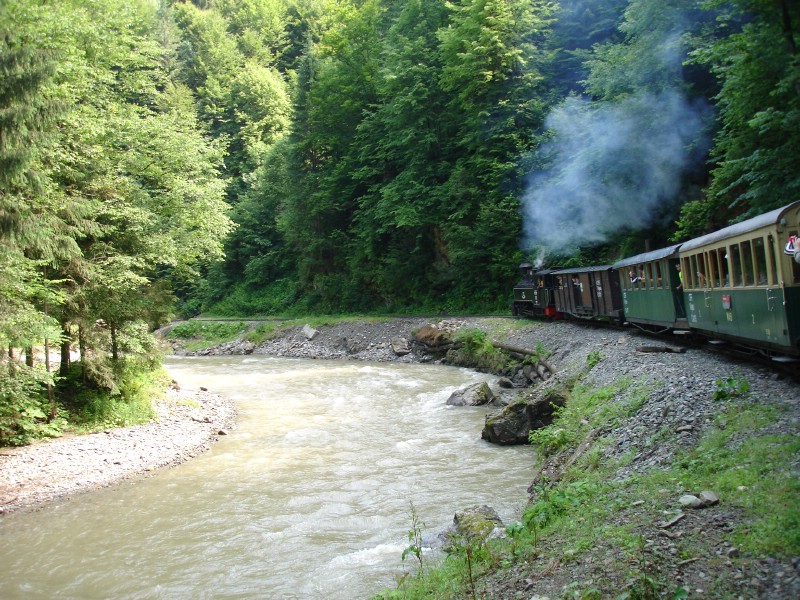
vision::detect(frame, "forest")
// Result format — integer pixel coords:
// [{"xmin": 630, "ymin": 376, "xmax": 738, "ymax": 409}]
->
[{"xmin": 1, "ymin": 0, "xmax": 798, "ymax": 444}]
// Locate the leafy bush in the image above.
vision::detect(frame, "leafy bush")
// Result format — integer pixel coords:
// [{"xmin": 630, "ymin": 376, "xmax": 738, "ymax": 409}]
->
[
  {"xmin": 60, "ymin": 358, "xmax": 166, "ymax": 430},
  {"xmin": 451, "ymin": 328, "xmax": 510, "ymax": 372},
  {"xmin": 586, "ymin": 350, "xmax": 604, "ymax": 368},
  {"xmin": 528, "ymin": 423, "xmax": 574, "ymax": 456},
  {"xmin": 523, "ymin": 480, "xmax": 599, "ymax": 531},
  {"xmin": 0, "ymin": 363, "xmax": 62, "ymax": 446}
]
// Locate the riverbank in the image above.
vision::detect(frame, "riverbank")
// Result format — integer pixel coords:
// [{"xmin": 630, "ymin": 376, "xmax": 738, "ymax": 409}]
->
[
  {"xmin": 178, "ymin": 315, "xmax": 797, "ymax": 599},
  {"xmin": 0, "ymin": 387, "xmax": 236, "ymax": 515}
]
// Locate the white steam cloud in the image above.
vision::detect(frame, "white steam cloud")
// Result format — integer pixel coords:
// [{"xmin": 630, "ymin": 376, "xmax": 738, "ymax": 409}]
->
[{"xmin": 521, "ymin": 90, "xmax": 707, "ymax": 255}]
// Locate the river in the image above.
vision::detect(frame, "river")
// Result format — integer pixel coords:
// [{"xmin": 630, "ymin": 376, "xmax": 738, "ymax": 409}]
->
[{"xmin": 1, "ymin": 355, "xmax": 535, "ymax": 599}]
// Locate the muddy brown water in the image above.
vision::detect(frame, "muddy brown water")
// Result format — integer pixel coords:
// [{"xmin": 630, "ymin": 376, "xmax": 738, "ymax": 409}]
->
[{"xmin": 0, "ymin": 356, "xmax": 535, "ymax": 599}]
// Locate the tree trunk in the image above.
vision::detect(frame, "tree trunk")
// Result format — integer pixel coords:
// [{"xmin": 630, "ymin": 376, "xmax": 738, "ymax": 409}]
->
[
  {"xmin": 490, "ymin": 342, "xmax": 557, "ymax": 374},
  {"xmin": 79, "ymin": 325, "xmax": 87, "ymax": 382},
  {"xmin": 59, "ymin": 322, "xmax": 71, "ymax": 377},
  {"xmin": 24, "ymin": 347, "xmax": 34, "ymax": 368},
  {"xmin": 110, "ymin": 323, "xmax": 118, "ymax": 361},
  {"xmin": 44, "ymin": 335, "xmax": 56, "ymax": 421}
]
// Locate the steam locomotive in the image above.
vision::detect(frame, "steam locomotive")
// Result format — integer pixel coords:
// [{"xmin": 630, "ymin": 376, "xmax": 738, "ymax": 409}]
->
[{"xmin": 512, "ymin": 201, "xmax": 800, "ymax": 360}]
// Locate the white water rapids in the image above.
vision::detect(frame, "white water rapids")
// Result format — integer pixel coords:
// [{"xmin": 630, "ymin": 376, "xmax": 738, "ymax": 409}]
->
[{"xmin": 0, "ymin": 356, "xmax": 535, "ymax": 599}]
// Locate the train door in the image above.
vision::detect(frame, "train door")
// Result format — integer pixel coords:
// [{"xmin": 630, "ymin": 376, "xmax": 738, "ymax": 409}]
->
[
  {"xmin": 741, "ymin": 235, "xmax": 787, "ymax": 344},
  {"xmin": 670, "ymin": 260, "xmax": 686, "ymax": 319},
  {"xmin": 778, "ymin": 228, "xmax": 800, "ymax": 349}
]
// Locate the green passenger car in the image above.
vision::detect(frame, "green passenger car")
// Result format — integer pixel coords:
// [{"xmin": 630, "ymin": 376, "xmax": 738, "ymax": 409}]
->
[
  {"xmin": 678, "ymin": 201, "xmax": 800, "ymax": 357},
  {"xmin": 612, "ymin": 245, "xmax": 687, "ymax": 332}
]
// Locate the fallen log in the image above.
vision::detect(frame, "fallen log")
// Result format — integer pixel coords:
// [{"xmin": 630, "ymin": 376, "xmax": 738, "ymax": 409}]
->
[
  {"xmin": 490, "ymin": 342, "xmax": 557, "ymax": 374},
  {"xmin": 636, "ymin": 345, "xmax": 686, "ymax": 354},
  {"xmin": 420, "ymin": 342, "xmax": 461, "ymax": 353}
]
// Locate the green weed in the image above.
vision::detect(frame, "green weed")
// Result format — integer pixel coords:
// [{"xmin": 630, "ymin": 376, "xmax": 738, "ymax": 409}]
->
[
  {"xmin": 586, "ymin": 350, "xmax": 604, "ymax": 368},
  {"xmin": 711, "ymin": 375, "xmax": 750, "ymax": 401},
  {"xmin": 401, "ymin": 502, "xmax": 426, "ymax": 574},
  {"xmin": 167, "ymin": 320, "xmax": 248, "ymax": 351}
]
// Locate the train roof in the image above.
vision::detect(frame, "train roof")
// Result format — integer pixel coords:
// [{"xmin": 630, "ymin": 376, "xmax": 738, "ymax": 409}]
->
[
  {"xmin": 612, "ymin": 244, "xmax": 681, "ymax": 269},
  {"xmin": 680, "ymin": 200, "xmax": 800, "ymax": 252},
  {"xmin": 551, "ymin": 265, "xmax": 613, "ymax": 275}
]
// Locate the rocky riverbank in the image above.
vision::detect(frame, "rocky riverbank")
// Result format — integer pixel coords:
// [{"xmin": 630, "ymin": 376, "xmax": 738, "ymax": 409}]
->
[{"xmin": 0, "ymin": 387, "xmax": 236, "ymax": 515}]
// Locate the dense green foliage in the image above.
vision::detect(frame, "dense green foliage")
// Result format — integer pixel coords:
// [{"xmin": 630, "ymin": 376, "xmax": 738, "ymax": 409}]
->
[
  {"xmin": 173, "ymin": 0, "xmax": 798, "ymax": 315},
  {"xmin": 1, "ymin": 0, "xmax": 233, "ymax": 444},
  {"xmin": 2, "ymin": 0, "xmax": 798, "ymax": 443}
]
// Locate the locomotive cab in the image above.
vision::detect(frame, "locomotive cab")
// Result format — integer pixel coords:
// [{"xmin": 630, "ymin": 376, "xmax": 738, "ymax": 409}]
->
[{"xmin": 512, "ymin": 263, "xmax": 561, "ymax": 318}]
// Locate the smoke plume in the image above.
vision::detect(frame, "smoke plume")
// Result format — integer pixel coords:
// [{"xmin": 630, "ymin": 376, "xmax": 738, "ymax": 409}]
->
[{"xmin": 521, "ymin": 90, "xmax": 707, "ymax": 256}]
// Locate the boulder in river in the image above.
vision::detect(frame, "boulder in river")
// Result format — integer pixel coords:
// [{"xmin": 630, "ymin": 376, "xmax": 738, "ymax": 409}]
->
[
  {"xmin": 446, "ymin": 382, "xmax": 497, "ymax": 407},
  {"xmin": 435, "ymin": 504, "xmax": 505, "ymax": 551},
  {"xmin": 481, "ymin": 387, "xmax": 567, "ymax": 445}
]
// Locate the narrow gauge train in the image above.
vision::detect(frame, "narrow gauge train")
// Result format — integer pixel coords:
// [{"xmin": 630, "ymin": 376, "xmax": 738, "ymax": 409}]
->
[{"xmin": 512, "ymin": 201, "xmax": 800, "ymax": 360}]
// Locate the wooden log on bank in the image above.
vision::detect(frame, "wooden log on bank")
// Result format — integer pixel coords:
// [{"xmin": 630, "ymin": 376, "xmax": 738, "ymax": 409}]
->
[
  {"xmin": 490, "ymin": 342, "xmax": 557, "ymax": 374},
  {"xmin": 636, "ymin": 345, "xmax": 686, "ymax": 354}
]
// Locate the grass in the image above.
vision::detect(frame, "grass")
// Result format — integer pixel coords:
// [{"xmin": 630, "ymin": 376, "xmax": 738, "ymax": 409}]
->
[{"xmin": 166, "ymin": 320, "xmax": 249, "ymax": 351}]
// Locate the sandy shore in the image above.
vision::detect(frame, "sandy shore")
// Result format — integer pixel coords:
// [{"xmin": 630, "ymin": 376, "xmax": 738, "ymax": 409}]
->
[{"xmin": 0, "ymin": 387, "xmax": 236, "ymax": 515}]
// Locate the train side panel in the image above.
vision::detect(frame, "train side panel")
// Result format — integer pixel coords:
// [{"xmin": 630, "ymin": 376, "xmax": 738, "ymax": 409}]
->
[
  {"xmin": 552, "ymin": 266, "xmax": 622, "ymax": 320},
  {"xmin": 679, "ymin": 201, "xmax": 800, "ymax": 356},
  {"xmin": 613, "ymin": 246, "xmax": 684, "ymax": 330}
]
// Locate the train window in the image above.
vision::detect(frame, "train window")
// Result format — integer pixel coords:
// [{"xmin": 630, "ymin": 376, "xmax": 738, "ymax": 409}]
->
[
  {"xmin": 767, "ymin": 235, "xmax": 778, "ymax": 285},
  {"xmin": 707, "ymin": 251, "xmax": 719, "ymax": 287},
  {"xmin": 692, "ymin": 254, "xmax": 705, "ymax": 288},
  {"xmin": 741, "ymin": 240, "xmax": 755, "ymax": 286},
  {"xmin": 791, "ymin": 230, "xmax": 800, "ymax": 285},
  {"xmin": 681, "ymin": 257, "xmax": 692, "ymax": 288},
  {"xmin": 730, "ymin": 243, "xmax": 743, "ymax": 286},
  {"xmin": 645, "ymin": 264, "xmax": 654, "ymax": 288},
  {"xmin": 654, "ymin": 261, "xmax": 663, "ymax": 288},
  {"xmin": 714, "ymin": 248, "xmax": 729, "ymax": 287},
  {"xmin": 699, "ymin": 253, "xmax": 709, "ymax": 287},
  {"xmin": 753, "ymin": 237, "xmax": 768, "ymax": 285}
]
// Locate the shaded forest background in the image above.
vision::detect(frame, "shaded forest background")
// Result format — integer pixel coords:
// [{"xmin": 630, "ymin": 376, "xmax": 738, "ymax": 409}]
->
[{"xmin": 1, "ymin": 0, "xmax": 798, "ymax": 442}]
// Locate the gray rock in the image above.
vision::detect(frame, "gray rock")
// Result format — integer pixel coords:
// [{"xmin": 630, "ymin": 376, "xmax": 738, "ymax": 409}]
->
[
  {"xmin": 497, "ymin": 377, "xmax": 514, "ymax": 389},
  {"xmin": 481, "ymin": 387, "xmax": 567, "ymax": 445},
  {"xmin": 437, "ymin": 505, "xmax": 505, "ymax": 551},
  {"xmin": 446, "ymin": 382, "xmax": 496, "ymax": 406},
  {"xmin": 699, "ymin": 490, "xmax": 719, "ymax": 506},
  {"xmin": 302, "ymin": 324, "xmax": 319, "ymax": 340},
  {"xmin": 390, "ymin": 336, "xmax": 411, "ymax": 356},
  {"xmin": 679, "ymin": 494, "xmax": 704, "ymax": 509}
]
